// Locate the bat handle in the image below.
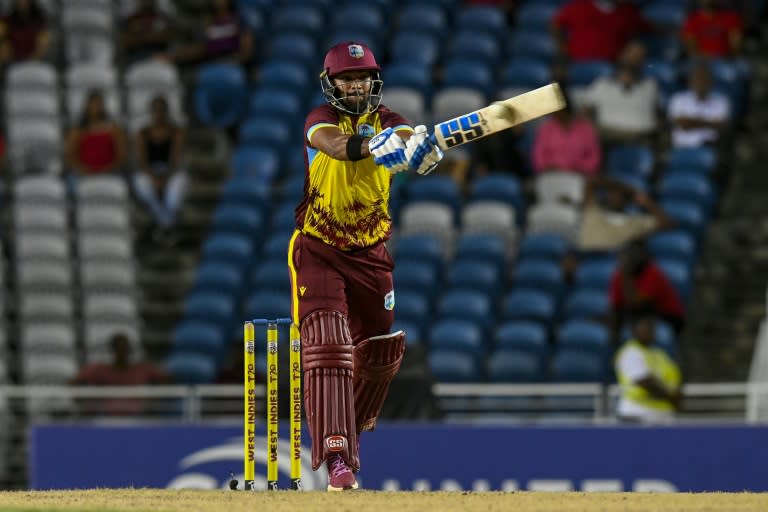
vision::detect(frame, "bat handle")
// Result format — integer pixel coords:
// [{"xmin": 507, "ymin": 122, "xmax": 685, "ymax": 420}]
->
[{"xmin": 429, "ymin": 133, "xmax": 437, "ymax": 146}]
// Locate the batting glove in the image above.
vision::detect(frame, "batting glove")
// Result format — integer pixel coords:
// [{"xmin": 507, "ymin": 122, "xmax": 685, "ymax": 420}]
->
[
  {"xmin": 404, "ymin": 125, "xmax": 444, "ymax": 175},
  {"xmin": 368, "ymin": 128, "xmax": 409, "ymax": 175}
]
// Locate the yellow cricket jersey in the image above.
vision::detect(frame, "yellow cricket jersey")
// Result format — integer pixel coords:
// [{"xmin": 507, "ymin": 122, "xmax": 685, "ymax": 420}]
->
[{"xmin": 297, "ymin": 104, "xmax": 412, "ymax": 250}]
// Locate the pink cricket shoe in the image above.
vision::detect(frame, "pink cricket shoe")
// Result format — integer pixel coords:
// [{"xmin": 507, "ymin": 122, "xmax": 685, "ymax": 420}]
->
[{"xmin": 326, "ymin": 454, "xmax": 359, "ymax": 491}]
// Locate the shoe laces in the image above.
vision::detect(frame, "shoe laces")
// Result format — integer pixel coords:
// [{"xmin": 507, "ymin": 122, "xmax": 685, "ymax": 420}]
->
[{"xmin": 328, "ymin": 455, "xmax": 351, "ymax": 478}]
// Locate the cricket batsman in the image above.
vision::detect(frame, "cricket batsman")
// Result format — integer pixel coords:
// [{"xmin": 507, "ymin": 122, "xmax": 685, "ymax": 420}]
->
[{"xmin": 287, "ymin": 41, "xmax": 444, "ymax": 490}]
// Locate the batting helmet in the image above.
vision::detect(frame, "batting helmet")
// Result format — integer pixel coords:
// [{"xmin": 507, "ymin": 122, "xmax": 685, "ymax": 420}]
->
[{"xmin": 320, "ymin": 42, "xmax": 383, "ymax": 115}]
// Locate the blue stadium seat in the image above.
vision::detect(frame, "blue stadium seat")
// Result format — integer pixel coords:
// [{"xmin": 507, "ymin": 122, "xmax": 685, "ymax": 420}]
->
[
  {"xmin": 501, "ymin": 58, "xmax": 552, "ymax": 89},
  {"xmin": 516, "ymin": 3, "xmax": 559, "ymax": 29},
  {"xmin": 231, "ymin": 146, "xmax": 281, "ymax": 182},
  {"xmin": 211, "ymin": 204, "xmax": 264, "ymax": 238},
  {"xmin": 270, "ymin": 202, "xmax": 298, "ymax": 231},
  {"xmin": 550, "ymin": 350, "xmax": 606, "ymax": 382},
  {"xmin": 429, "ymin": 319, "xmax": 485, "ymax": 359},
  {"xmin": 453, "ymin": 233, "xmax": 506, "ymax": 271},
  {"xmin": 647, "ymin": 231, "xmax": 696, "ymax": 264},
  {"xmin": 447, "ymin": 260, "xmax": 501, "ymax": 297},
  {"xmin": 201, "ymin": 234, "xmax": 253, "ymax": 267},
  {"xmin": 469, "ymin": 173, "xmax": 525, "ymax": 217},
  {"xmin": 243, "ymin": 291, "xmax": 292, "ymax": 323},
  {"xmin": 166, "ymin": 352, "xmax": 217, "ymax": 384},
  {"xmin": 395, "ymin": 290, "xmax": 431, "ymax": 329},
  {"xmin": 391, "ymin": 319, "xmax": 423, "ymax": 346},
  {"xmin": 248, "ymin": 89, "xmax": 303, "ymax": 121},
  {"xmin": 659, "ymin": 200, "xmax": 706, "ymax": 238},
  {"xmin": 182, "ymin": 292, "xmax": 235, "ymax": 328},
  {"xmin": 331, "ymin": 5, "xmax": 385, "ymax": 37},
  {"xmin": 239, "ymin": 116, "xmax": 292, "ymax": 150},
  {"xmin": 237, "ymin": 0, "xmax": 266, "ymax": 32},
  {"xmin": 645, "ymin": 59, "xmax": 681, "ymax": 95},
  {"xmin": 396, "ymin": 5, "xmax": 448, "ymax": 37},
  {"xmin": 441, "ymin": 58, "xmax": 493, "ymax": 96},
  {"xmin": 172, "ymin": 322, "xmax": 225, "ymax": 357},
  {"xmin": 574, "ymin": 259, "xmax": 616, "ymax": 292},
  {"xmin": 508, "ymin": 30, "xmax": 557, "ymax": 61},
  {"xmin": 266, "ymin": 34, "xmax": 318, "ymax": 67},
  {"xmin": 568, "ymin": 60, "xmax": 614, "ymax": 88},
  {"xmin": 261, "ymin": 232, "xmax": 293, "ymax": 259},
  {"xmin": 643, "ymin": 2, "xmax": 686, "ymax": 28},
  {"xmin": 271, "ymin": 5, "xmax": 324, "ymax": 38},
  {"xmin": 456, "ymin": 6, "xmax": 506, "ymax": 38},
  {"xmin": 562, "ymin": 289, "xmax": 609, "ymax": 321},
  {"xmin": 221, "ymin": 176, "xmax": 270, "ymax": 207},
  {"xmin": 666, "ymin": 146, "xmax": 717, "ymax": 176},
  {"xmin": 256, "ymin": 61, "xmax": 311, "ymax": 97},
  {"xmin": 193, "ymin": 262, "xmax": 242, "ymax": 296},
  {"xmin": 390, "ymin": 31, "xmax": 440, "ymax": 67},
  {"xmin": 658, "ymin": 173, "xmax": 715, "ymax": 213},
  {"xmin": 501, "ymin": 289, "xmax": 556, "ymax": 325},
  {"xmin": 429, "ymin": 350, "xmax": 482, "ymax": 382},
  {"xmin": 394, "ymin": 234, "xmax": 444, "ymax": 272},
  {"xmin": 517, "ymin": 233, "xmax": 569, "ymax": 262},
  {"xmin": 641, "ymin": 33, "xmax": 683, "ymax": 61},
  {"xmin": 384, "ymin": 61, "xmax": 433, "ymax": 92},
  {"xmin": 194, "ymin": 63, "xmax": 247, "ymax": 128},
  {"xmin": 446, "ymin": 31, "xmax": 502, "ymax": 65},
  {"xmin": 488, "ymin": 350, "xmax": 544, "ymax": 382},
  {"xmin": 325, "ymin": 30, "xmax": 382, "ymax": 57},
  {"xmin": 251, "ymin": 260, "xmax": 290, "ymax": 294},
  {"xmin": 393, "ymin": 260, "xmax": 439, "ymax": 296},
  {"xmin": 557, "ymin": 320, "xmax": 610, "ymax": 358},
  {"xmin": 607, "ymin": 144, "xmax": 655, "ymax": 178},
  {"xmin": 405, "ymin": 175, "xmax": 461, "ymax": 212},
  {"xmin": 436, "ymin": 290, "xmax": 493, "ymax": 329},
  {"xmin": 656, "ymin": 258, "xmax": 691, "ymax": 300},
  {"xmin": 514, "ymin": 260, "xmax": 564, "ymax": 296},
  {"xmin": 494, "ymin": 321, "xmax": 549, "ymax": 358}
]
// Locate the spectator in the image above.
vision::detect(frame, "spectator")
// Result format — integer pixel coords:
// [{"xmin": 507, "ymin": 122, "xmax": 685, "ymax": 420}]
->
[
  {"xmin": 119, "ymin": 0, "xmax": 173, "ymax": 65},
  {"xmin": 579, "ymin": 176, "xmax": 674, "ymax": 251},
  {"xmin": 552, "ymin": 0, "xmax": 651, "ymax": 62},
  {"xmin": 682, "ymin": 0, "xmax": 744, "ymax": 58},
  {"xmin": 163, "ymin": 0, "xmax": 253, "ymax": 67},
  {"xmin": 532, "ymin": 95, "xmax": 601, "ymax": 176},
  {"xmin": 65, "ymin": 90, "xmax": 127, "ymax": 180},
  {"xmin": 472, "ymin": 125, "xmax": 527, "ymax": 179},
  {"xmin": 615, "ymin": 314, "xmax": 682, "ymax": 424},
  {"xmin": 0, "ymin": 0, "xmax": 50, "ymax": 67},
  {"xmin": 609, "ymin": 239, "xmax": 686, "ymax": 344},
  {"xmin": 70, "ymin": 333, "xmax": 172, "ymax": 416},
  {"xmin": 668, "ymin": 61, "xmax": 731, "ymax": 148},
  {"xmin": 582, "ymin": 41, "xmax": 660, "ymax": 146},
  {"xmin": 132, "ymin": 95, "xmax": 187, "ymax": 239}
]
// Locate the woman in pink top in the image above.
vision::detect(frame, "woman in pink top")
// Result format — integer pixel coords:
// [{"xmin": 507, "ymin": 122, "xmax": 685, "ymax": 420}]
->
[{"xmin": 532, "ymin": 99, "xmax": 601, "ymax": 176}]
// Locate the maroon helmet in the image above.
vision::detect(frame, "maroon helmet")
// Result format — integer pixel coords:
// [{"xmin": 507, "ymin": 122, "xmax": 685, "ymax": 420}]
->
[{"xmin": 320, "ymin": 42, "xmax": 383, "ymax": 115}]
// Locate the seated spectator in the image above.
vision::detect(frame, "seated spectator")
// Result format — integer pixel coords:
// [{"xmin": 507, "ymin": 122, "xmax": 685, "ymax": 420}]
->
[
  {"xmin": 70, "ymin": 333, "xmax": 172, "ymax": 416},
  {"xmin": 552, "ymin": 0, "xmax": 652, "ymax": 62},
  {"xmin": 609, "ymin": 240, "xmax": 686, "ymax": 343},
  {"xmin": 582, "ymin": 41, "xmax": 660, "ymax": 146},
  {"xmin": 532, "ymin": 95, "xmax": 601, "ymax": 177},
  {"xmin": 132, "ymin": 95, "xmax": 187, "ymax": 238},
  {"xmin": 682, "ymin": 0, "xmax": 744, "ymax": 58},
  {"xmin": 119, "ymin": 0, "xmax": 173, "ymax": 65},
  {"xmin": 162, "ymin": 0, "xmax": 253, "ymax": 67},
  {"xmin": 65, "ymin": 90, "xmax": 127, "ymax": 179},
  {"xmin": 615, "ymin": 314, "xmax": 682, "ymax": 424},
  {"xmin": 0, "ymin": 0, "xmax": 50, "ymax": 68},
  {"xmin": 472, "ymin": 125, "xmax": 527, "ymax": 180},
  {"xmin": 668, "ymin": 61, "xmax": 731, "ymax": 148},
  {"xmin": 579, "ymin": 176, "xmax": 674, "ymax": 251}
]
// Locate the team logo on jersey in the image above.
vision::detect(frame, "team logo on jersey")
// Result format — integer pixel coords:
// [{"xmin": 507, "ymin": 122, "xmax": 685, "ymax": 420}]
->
[
  {"xmin": 358, "ymin": 123, "xmax": 375, "ymax": 137},
  {"xmin": 348, "ymin": 44, "xmax": 364, "ymax": 59},
  {"xmin": 384, "ymin": 290, "xmax": 395, "ymax": 311}
]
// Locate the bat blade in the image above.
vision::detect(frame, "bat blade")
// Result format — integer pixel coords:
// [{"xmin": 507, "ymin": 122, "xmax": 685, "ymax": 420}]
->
[{"xmin": 431, "ymin": 83, "xmax": 566, "ymax": 151}]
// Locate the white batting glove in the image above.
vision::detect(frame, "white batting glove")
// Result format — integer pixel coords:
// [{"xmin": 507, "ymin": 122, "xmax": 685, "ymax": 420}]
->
[
  {"xmin": 404, "ymin": 125, "xmax": 444, "ymax": 175},
  {"xmin": 368, "ymin": 128, "xmax": 409, "ymax": 175}
]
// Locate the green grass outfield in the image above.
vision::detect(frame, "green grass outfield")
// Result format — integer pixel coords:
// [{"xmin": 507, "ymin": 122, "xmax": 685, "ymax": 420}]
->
[{"xmin": 1, "ymin": 489, "xmax": 767, "ymax": 512}]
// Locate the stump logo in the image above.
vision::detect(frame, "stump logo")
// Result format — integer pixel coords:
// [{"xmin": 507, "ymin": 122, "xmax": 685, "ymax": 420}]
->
[{"xmin": 166, "ymin": 436, "xmax": 324, "ymax": 490}]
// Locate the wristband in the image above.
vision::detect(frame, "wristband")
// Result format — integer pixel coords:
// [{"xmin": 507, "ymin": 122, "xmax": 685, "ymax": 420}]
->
[{"xmin": 346, "ymin": 134, "xmax": 366, "ymax": 161}]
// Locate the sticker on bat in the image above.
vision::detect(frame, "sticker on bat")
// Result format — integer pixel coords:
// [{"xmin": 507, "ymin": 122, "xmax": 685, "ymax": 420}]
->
[{"xmin": 438, "ymin": 112, "xmax": 485, "ymax": 148}]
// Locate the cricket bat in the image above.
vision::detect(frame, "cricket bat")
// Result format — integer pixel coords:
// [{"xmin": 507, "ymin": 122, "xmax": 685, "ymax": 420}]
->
[{"xmin": 429, "ymin": 83, "xmax": 566, "ymax": 150}]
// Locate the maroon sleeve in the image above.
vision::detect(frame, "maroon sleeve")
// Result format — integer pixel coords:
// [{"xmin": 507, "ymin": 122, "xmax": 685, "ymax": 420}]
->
[
  {"xmin": 303, "ymin": 104, "xmax": 339, "ymax": 147},
  {"xmin": 609, "ymin": 270, "xmax": 623, "ymax": 307},
  {"xmin": 378, "ymin": 106, "xmax": 411, "ymax": 130}
]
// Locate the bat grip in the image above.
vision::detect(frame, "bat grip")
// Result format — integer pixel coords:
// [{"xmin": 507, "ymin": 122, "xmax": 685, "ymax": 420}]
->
[{"xmin": 429, "ymin": 133, "xmax": 437, "ymax": 146}]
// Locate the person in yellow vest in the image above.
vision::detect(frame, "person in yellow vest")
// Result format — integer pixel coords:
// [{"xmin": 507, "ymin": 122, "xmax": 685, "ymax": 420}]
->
[{"xmin": 615, "ymin": 314, "xmax": 682, "ymax": 423}]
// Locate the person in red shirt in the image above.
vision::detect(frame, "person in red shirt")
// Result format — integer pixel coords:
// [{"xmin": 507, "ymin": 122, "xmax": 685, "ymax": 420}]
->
[
  {"xmin": 552, "ymin": 0, "xmax": 652, "ymax": 62},
  {"xmin": 609, "ymin": 239, "xmax": 686, "ymax": 344},
  {"xmin": 0, "ymin": 0, "xmax": 50, "ymax": 67},
  {"xmin": 682, "ymin": 0, "xmax": 744, "ymax": 57}
]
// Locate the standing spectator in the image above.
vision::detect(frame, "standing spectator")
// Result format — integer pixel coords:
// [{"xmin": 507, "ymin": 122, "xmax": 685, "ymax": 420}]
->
[
  {"xmin": 668, "ymin": 62, "xmax": 731, "ymax": 148},
  {"xmin": 119, "ymin": 0, "xmax": 173, "ymax": 65},
  {"xmin": 609, "ymin": 239, "xmax": 686, "ymax": 343},
  {"xmin": 579, "ymin": 176, "xmax": 674, "ymax": 251},
  {"xmin": 132, "ymin": 95, "xmax": 187, "ymax": 238},
  {"xmin": 582, "ymin": 41, "xmax": 660, "ymax": 146},
  {"xmin": 532, "ymin": 96, "xmax": 601, "ymax": 176},
  {"xmin": 682, "ymin": 0, "xmax": 744, "ymax": 58},
  {"xmin": 615, "ymin": 314, "xmax": 682, "ymax": 424},
  {"xmin": 552, "ymin": 0, "xmax": 652, "ymax": 62},
  {"xmin": 0, "ymin": 0, "xmax": 50, "ymax": 68},
  {"xmin": 65, "ymin": 91, "xmax": 127, "ymax": 180}
]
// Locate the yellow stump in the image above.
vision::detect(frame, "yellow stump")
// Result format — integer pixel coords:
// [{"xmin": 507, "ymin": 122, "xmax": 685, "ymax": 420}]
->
[
  {"xmin": 243, "ymin": 322, "xmax": 256, "ymax": 491},
  {"xmin": 266, "ymin": 321, "xmax": 279, "ymax": 490},
  {"xmin": 289, "ymin": 323, "xmax": 302, "ymax": 490}
]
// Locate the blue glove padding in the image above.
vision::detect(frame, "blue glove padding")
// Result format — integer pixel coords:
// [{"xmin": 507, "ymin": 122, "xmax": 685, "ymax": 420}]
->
[
  {"xmin": 404, "ymin": 125, "xmax": 444, "ymax": 175},
  {"xmin": 368, "ymin": 128, "xmax": 409, "ymax": 174}
]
